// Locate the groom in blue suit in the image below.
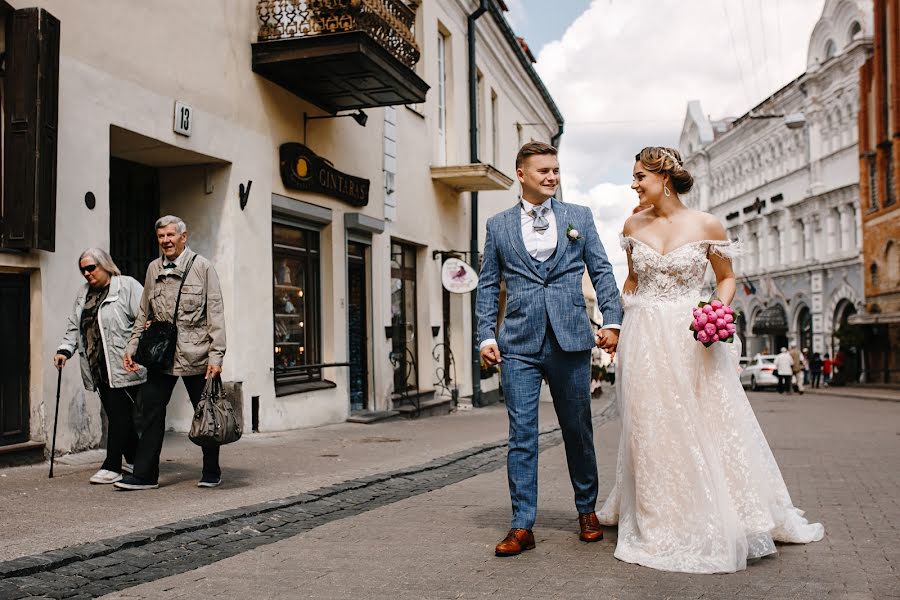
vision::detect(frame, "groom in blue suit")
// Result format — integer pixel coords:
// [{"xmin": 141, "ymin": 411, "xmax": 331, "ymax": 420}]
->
[{"xmin": 476, "ymin": 141, "xmax": 622, "ymax": 556}]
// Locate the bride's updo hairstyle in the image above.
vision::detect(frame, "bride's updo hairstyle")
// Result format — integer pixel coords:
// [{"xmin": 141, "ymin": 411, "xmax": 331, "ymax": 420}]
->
[{"xmin": 635, "ymin": 147, "xmax": 694, "ymax": 194}]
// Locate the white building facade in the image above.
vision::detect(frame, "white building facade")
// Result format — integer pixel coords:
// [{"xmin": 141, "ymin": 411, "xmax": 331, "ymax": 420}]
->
[
  {"xmin": 0, "ymin": 0, "xmax": 561, "ymax": 458},
  {"xmin": 680, "ymin": 0, "xmax": 871, "ymax": 366}
]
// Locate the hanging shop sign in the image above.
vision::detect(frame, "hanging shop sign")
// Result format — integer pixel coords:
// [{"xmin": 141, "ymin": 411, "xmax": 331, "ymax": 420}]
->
[
  {"xmin": 279, "ymin": 142, "xmax": 370, "ymax": 207},
  {"xmin": 441, "ymin": 258, "xmax": 479, "ymax": 294}
]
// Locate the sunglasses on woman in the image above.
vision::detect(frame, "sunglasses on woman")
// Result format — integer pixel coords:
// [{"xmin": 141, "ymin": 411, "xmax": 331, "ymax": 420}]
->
[{"xmin": 80, "ymin": 264, "xmax": 98, "ymax": 274}]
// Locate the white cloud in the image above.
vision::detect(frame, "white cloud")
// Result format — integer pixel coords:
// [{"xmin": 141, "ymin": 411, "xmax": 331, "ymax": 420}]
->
[
  {"xmin": 531, "ymin": 0, "xmax": 824, "ymax": 287},
  {"xmin": 562, "ymin": 175, "xmax": 635, "ymax": 285}
]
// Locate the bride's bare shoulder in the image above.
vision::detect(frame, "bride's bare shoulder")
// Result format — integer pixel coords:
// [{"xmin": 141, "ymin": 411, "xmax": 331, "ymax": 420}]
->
[
  {"xmin": 623, "ymin": 210, "xmax": 652, "ymax": 236},
  {"xmin": 685, "ymin": 209, "xmax": 727, "ymax": 240}
]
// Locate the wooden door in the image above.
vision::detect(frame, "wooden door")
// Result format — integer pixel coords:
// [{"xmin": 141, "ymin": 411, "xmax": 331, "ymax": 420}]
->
[
  {"xmin": 0, "ymin": 274, "xmax": 30, "ymax": 446},
  {"xmin": 109, "ymin": 157, "xmax": 160, "ymax": 283}
]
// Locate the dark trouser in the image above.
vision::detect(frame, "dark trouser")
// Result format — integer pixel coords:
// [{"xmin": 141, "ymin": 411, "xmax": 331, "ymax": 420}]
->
[
  {"xmin": 96, "ymin": 383, "xmax": 139, "ymax": 472},
  {"xmin": 811, "ymin": 371, "xmax": 822, "ymax": 388},
  {"xmin": 500, "ymin": 327, "xmax": 597, "ymax": 530},
  {"xmin": 777, "ymin": 375, "xmax": 793, "ymax": 394},
  {"xmin": 133, "ymin": 371, "xmax": 220, "ymax": 483}
]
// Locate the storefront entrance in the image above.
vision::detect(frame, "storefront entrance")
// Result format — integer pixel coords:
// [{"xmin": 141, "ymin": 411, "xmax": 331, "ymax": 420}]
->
[
  {"xmin": 347, "ymin": 241, "xmax": 369, "ymax": 411},
  {"xmin": 0, "ymin": 274, "xmax": 30, "ymax": 446},
  {"xmin": 109, "ymin": 157, "xmax": 160, "ymax": 282}
]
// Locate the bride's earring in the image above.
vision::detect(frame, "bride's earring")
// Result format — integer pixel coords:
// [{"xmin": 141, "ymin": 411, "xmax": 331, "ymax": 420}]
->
[{"xmin": 663, "ymin": 182, "xmax": 671, "ymax": 197}]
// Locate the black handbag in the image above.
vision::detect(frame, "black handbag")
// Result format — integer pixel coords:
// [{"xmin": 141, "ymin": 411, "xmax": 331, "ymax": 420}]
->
[
  {"xmin": 134, "ymin": 255, "xmax": 197, "ymax": 371},
  {"xmin": 189, "ymin": 376, "xmax": 242, "ymax": 447}
]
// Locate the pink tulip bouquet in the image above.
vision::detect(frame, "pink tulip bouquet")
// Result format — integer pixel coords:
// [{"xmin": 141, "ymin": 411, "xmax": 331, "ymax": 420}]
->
[{"xmin": 689, "ymin": 300, "xmax": 737, "ymax": 347}]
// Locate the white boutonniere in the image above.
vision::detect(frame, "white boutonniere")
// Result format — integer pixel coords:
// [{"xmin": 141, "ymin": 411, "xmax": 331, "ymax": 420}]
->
[{"xmin": 566, "ymin": 224, "xmax": 581, "ymax": 241}]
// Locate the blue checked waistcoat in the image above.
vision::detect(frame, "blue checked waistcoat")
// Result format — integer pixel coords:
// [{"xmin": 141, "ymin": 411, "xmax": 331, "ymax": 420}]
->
[{"xmin": 476, "ymin": 199, "xmax": 623, "ymax": 355}]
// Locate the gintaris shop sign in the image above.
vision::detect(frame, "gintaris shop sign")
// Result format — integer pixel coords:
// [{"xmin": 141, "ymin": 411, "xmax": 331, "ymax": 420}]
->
[{"xmin": 279, "ymin": 142, "xmax": 370, "ymax": 207}]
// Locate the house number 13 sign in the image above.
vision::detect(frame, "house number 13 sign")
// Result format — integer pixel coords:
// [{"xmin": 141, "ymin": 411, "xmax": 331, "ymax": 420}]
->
[{"xmin": 174, "ymin": 101, "xmax": 193, "ymax": 136}]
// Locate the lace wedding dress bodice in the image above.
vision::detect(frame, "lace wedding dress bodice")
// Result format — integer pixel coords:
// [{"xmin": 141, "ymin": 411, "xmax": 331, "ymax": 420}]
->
[{"xmin": 620, "ymin": 235, "xmax": 739, "ymax": 301}]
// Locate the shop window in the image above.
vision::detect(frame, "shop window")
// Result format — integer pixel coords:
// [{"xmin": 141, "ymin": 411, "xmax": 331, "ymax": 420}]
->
[
  {"xmin": 390, "ymin": 240, "xmax": 418, "ymax": 394},
  {"xmin": 273, "ymin": 222, "xmax": 322, "ymax": 390}
]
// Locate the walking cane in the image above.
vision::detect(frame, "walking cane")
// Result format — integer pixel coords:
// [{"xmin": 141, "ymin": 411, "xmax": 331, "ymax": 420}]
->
[{"xmin": 48, "ymin": 367, "xmax": 62, "ymax": 478}]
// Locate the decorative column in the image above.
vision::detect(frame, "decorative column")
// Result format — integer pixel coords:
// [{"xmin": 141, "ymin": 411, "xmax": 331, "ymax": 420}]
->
[{"xmin": 801, "ymin": 217, "xmax": 816, "ymax": 261}]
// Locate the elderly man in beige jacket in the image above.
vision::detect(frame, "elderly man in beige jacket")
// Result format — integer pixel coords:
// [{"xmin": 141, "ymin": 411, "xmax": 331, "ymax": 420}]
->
[{"xmin": 117, "ymin": 215, "xmax": 226, "ymax": 490}]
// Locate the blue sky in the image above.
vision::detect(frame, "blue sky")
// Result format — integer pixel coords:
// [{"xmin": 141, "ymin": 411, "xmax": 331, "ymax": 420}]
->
[{"xmin": 504, "ymin": 0, "xmax": 591, "ymax": 59}]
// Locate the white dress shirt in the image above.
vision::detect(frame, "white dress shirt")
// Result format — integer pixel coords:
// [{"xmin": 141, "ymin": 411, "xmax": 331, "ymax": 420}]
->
[{"xmin": 520, "ymin": 198, "xmax": 558, "ymax": 262}]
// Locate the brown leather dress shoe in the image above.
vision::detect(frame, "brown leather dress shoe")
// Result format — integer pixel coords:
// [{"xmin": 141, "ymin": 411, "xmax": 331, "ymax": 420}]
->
[
  {"xmin": 495, "ymin": 528, "xmax": 536, "ymax": 556},
  {"xmin": 578, "ymin": 512, "xmax": 604, "ymax": 542}
]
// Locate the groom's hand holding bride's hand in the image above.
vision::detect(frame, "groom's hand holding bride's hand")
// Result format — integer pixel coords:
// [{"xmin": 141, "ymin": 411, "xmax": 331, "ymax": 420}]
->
[
  {"xmin": 481, "ymin": 344, "xmax": 502, "ymax": 366},
  {"xmin": 596, "ymin": 328, "xmax": 619, "ymax": 357}
]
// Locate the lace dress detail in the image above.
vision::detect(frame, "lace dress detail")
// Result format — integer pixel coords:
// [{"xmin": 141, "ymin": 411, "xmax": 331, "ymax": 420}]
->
[{"xmin": 598, "ymin": 234, "xmax": 824, "ymax": 574}]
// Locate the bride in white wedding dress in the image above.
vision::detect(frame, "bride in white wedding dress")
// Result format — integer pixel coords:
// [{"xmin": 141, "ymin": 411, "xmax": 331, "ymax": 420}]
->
[{"xmin": 597, "ymin": 147, "xmax": 824, "ymax": 574}]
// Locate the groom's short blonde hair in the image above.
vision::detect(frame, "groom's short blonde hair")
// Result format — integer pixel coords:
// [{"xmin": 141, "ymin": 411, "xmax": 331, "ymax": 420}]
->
[{"xmin": 516, "ymin": 141, "xmax": 558, "ymax": 169}]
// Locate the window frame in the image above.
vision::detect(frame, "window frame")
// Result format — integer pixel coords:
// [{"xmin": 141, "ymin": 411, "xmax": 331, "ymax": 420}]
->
[
  {"xmin": 390, "ymin": 240, "xmax": 419, "ymax": 395},
  {"xmin": 436, "ymin": 27, "xmax": 448, "ymax": 165},
  {"xmin": 272, "ymin": 218, "xmax": 324, "ymax": 393}
]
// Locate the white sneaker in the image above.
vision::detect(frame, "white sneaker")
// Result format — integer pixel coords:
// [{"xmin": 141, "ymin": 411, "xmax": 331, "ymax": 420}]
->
[
  {"xmin": 90, "ymin": 469, "xmax": 123, "ymax": 485},
  {"xmin": 122, "ymin": 463, "xmax": 134, "ymax": 474}
]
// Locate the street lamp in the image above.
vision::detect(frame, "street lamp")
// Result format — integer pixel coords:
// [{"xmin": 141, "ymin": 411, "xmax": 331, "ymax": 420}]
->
[{"xmin": 303, "ymin": 110, "xmax": 368, "ymax": 143}]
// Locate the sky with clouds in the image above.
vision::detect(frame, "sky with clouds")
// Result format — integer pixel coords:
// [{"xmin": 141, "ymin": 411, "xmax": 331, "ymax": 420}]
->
[{"xmin": 506, "ymin": 0, "xmax": 826, "ymax": 283}]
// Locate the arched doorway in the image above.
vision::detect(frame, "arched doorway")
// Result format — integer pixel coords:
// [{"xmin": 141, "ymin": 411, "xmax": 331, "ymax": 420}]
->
[
  {"xmin": 752, "ymin": 303, "xmax": 788, "ymax": 354},
  {"xmin": 797, "ymin": 305, "xmax": 813, "ymax": 352},
  {"xmin": 832, "ymin": 300, "xmax": 861, "ymax": 385}
]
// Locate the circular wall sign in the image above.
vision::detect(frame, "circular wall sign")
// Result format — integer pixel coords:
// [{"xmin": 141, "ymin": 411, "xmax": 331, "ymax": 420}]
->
[
  {"xmin": 441, "ymin": 258, "xmax": 478, "ymax": 294},
  {"xmin": 84, "ymin": 192, "xmax": 96, "ymax": 210}
]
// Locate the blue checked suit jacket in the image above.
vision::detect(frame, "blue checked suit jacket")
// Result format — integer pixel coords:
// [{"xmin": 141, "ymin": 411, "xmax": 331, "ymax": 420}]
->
[{"xmin": 476, "ymin": 199, "xmax": 622, "ymax": 355}]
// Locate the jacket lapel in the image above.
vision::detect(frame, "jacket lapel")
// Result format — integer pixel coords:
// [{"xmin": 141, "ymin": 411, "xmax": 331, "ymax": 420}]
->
[
  {"xmin": 505, "ymin": 204, "xmax": 542, "ymax": 278},
  {"xmin": 544, "ymin": 198, "xmax": 569, "ymax": 275}
]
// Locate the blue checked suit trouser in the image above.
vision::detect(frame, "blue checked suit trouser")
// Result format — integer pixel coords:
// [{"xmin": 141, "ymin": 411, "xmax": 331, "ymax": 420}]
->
[
  {"xmin": 502, "ymin": 315, "xmax": 596, "ymax": 529},
  {"xmin": 475, "ymin": 199, "xmax": 623, "ymax": 530}
]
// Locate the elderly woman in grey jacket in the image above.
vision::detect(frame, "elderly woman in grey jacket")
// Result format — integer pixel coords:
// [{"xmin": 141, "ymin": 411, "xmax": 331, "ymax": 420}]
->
[{"xmin": 54, "ymin": 248, "xmax": 147, "ymax": 484}]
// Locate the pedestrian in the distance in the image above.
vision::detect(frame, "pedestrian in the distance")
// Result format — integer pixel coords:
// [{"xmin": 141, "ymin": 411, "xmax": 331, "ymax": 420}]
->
[
  {"xmin": 54, "ymin": 248, "xmax": 145, "ymax": 484},
  {"xmin": 116, "ymin": 215, "xmax": 226, "ymax": 491},
  {"xmin": 802, "ymin": 347, "xmax": 811, "ymax": 386},
  {"xmin": 775, "ymin": 347, "xmax": 794, "ymax": 395},
  {"xmin": 823, "ymin": 353, "xmax": 833, "ymax": 385},
  {"xmin": 789, "ymin": 343, "xmax": 805, "ymax": 395},
  {"xmin": 810, "ymin": 352, "xmax": 823, "ymax": 389}
]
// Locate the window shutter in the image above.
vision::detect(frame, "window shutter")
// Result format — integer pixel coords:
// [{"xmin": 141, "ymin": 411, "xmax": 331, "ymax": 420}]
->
[{"xmin": 2, "ymin": 8, "xmax": 60, "ymax": 251}]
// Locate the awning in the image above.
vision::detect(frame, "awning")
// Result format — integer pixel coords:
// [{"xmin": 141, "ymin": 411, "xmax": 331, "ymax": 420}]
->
[
  {"xmin": 848, "ymin": 311, "xmax": 900, "ymax": 325},
  {"xmin": 430, "ymin": 164, "xmax": 514, "ymax": 192},
  {"xmin": 752, "ymin": 304, "xmax": 788, "ymax": 334}
]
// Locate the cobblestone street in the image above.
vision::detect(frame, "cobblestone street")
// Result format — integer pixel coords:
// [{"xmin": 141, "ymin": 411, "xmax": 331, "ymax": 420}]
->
[{"xmin": 1, "ymin": 389, "xmax": 898, "ymax": 599}]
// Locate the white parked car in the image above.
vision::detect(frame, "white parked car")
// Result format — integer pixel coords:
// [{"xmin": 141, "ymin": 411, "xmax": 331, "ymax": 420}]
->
[{"xmin": 740, "ymin": 354, "xmax": 779, "ymax": 391}]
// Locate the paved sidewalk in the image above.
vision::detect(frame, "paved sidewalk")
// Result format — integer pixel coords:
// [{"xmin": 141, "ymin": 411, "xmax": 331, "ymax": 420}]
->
[
  {"xmin": 101, "ymin": 390, "xmax": 899, "ymax": 600},
  {"xmin": 0, "ymin": 383, "xmax": 584, "ymax": 561},
  {"xmin": 808, "ymin": 384, "xmax": 900, "ymax": 403}
]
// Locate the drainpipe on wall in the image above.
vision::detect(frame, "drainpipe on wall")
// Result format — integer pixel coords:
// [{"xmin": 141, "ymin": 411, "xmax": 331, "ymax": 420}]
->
[
  {"xmin": 551, "ymin": 124, "xmax": 564, "ymax": 199},
  {"xmin": 468, "ymin": 0, "xmax": 489, "ymax": 407}
]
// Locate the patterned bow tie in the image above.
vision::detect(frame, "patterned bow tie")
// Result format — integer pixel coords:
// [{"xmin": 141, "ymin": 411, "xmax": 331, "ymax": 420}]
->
[
  {"xmin": 529, "ymin": 205, "xmax": 550, "ymax": 233},
  {"xmin": 163, "ymin": 263, "xmax": 177, "ymax": 269}
]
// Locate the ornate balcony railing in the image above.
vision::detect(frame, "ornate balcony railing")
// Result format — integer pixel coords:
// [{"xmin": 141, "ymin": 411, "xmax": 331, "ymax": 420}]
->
[{"xmin": 257, "ymin": 0, "xmax": 420, "ymax": 69}]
